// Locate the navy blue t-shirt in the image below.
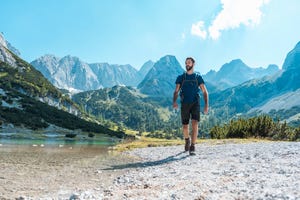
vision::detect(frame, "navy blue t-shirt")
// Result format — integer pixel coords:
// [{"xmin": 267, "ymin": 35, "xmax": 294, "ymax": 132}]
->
[{"xmin": 175, "ymin": 73, "xmax": 205, "ymax": 103}]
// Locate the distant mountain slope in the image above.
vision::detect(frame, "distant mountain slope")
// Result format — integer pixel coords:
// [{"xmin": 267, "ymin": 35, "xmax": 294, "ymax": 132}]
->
[
  {"xmin": 282, "ymin": 41, "xmax": 300, "ymax": 70},
  {"xmin": 211, "ymin": 41, "xmax": 300, "ymax": 125},
  {"xmin": 203, "ymin": 59, "xmax": 279, "ymax": 91},
  {"xmin": 89, "ymin": 63, "xmax": 141, "ymax": 87},
  {"xmin": 31, "ymin": 55, "xmax": 99, "ymax": 91},
  {"xmin": 31, "ymin": 55, "xmax": 144, "ymax": 91},
  {"xmin": 138, "ymin": 60, "xmax": 155, "ymax": 78},
  {"xmin": 138, "ymin": 55, "xmax": 184, "ymax": 96},
  {"xmin": 248, "ymin": 89, "xmax": 300, "ymax": 126}
]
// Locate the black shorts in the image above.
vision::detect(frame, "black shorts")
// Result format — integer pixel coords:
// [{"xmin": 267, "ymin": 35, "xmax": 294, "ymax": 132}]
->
[{"xmin": 181, "ymin": 101, "xmax": 200, "ymax": 125}]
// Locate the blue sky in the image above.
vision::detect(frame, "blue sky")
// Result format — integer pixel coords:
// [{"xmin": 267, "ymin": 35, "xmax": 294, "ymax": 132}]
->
[{"xmin": 1, "ymin": 0, "xmax": 300, "ymax": 73}]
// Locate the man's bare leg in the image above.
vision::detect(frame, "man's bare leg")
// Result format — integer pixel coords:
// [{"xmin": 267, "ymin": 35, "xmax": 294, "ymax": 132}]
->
[
  {"xmin": 189, "ymin": 120, "xmax": 198, "ymax": 155},
  {"xmin": 183, "ymin": 124, "xmax": 189, "ymax": 139},
  {"xmin": 183, "ymin": 124, "xmax": 190, "ymax": 151},
  {"xmin": 191, "ymin": 120, "xmax": 198, "ymax": 144}
]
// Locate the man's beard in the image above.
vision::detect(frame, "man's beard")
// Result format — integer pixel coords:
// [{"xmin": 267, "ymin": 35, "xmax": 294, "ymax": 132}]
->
[{"xmin": 186, "ymin": 65, "xmax": 193, "ymax": 71}]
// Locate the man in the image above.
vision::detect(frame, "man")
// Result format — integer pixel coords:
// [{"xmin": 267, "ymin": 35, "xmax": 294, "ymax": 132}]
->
[{"xmin": 173, "ymin": 57, "xmax": 209, "ymax": 155}]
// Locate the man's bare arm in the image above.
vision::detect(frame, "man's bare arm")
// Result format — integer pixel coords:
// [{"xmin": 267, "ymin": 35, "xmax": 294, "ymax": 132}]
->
[
  {"xmin": 199, "ymin": 83, "xmax": 209, "ymax": 114},
  {"xmin": 173, "ymin": 84, "xmax": 181, "ymax": 108}
]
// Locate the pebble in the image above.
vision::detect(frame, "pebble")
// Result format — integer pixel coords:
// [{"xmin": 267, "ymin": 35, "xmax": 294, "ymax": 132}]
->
[
  {"xmin": 108, "ymin": 142, "xmax": 300, "ymax": 199},
  {"xmin": 10, "ymin": 141, "xmax": 299, "ymax": 199},
  {"xmin": 69, "ymin": 194, "xmax": 80, "ymax": 200}
]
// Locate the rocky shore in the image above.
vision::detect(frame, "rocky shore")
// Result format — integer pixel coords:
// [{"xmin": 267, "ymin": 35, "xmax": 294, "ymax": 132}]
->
[
  {"xmin": 1, "ymin": 141, "xmax": 299, "ymax": 199},
  {"xmin": 107, "ymin": 141, "xmax": 300, "ymax": 200}
]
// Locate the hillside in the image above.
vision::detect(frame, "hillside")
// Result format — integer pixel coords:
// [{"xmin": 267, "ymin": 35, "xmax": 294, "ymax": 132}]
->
[
  {"xmin": 72, "ymin": 86, "xmax": 174, "ymax": 132},
  {"xmin": 0, "ymin": 35, "xmax": 125, "ymax": 138}
]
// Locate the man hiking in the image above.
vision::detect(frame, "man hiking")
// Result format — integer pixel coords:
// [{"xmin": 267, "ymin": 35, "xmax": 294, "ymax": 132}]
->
[{"xmin": 173, "ymin": 57, "xmax": 209, "ymax": 155}]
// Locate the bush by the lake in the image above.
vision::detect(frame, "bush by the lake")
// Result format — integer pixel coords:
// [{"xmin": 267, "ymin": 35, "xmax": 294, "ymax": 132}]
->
[{"xmin": 210, "ymin": 115, "xmax": 300, "ymax": 141}]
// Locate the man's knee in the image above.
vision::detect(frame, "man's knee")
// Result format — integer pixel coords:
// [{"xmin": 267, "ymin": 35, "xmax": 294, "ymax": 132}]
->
[
  {"xmin": 191, "ymin": 119, "xmax": 198, "ymax": 125},
  {"xmin": 183, "ymin": 124, "xmax": 189, "ymax": 129}
]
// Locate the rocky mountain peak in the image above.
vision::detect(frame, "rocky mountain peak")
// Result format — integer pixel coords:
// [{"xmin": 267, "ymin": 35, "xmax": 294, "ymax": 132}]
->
[
  {"xmin": 137, "ymin": 55, "xmax": 184, "ymax": 96},
  {"xmin": 138, "ymin": 60, "xmax": 154, "ymax": 78},
  {"xmin": 0, "ymin": 33, "xmax": 17, "ymax": 68},
  {"xmin": 220, "ymin": 59, "xmax": 249, "ymax": 73},
  {"xmin": 282, "ymin": 41, "xmax": 300, "ymax": 70},
  {"xmin": 157, "ymin": 55, "xmax": 178, "ymax": 66},
  {"xmin": 0, "ymin": 33, "xmax": 8, "ymax": 48},
  {"xmin": 0, "ymin": 33, "xmax": 21, "ymax": 56}
]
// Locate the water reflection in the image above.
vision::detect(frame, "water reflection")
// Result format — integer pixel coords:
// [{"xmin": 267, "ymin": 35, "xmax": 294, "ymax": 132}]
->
[{"xmin": 0, "ymin": 131, "xmax": 120, "ymax": 147}]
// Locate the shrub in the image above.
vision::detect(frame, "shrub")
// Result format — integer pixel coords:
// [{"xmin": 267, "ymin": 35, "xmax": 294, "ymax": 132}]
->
[{"xmin": 210, "ymin": 115, "xmax": 299, "ymax": 141}]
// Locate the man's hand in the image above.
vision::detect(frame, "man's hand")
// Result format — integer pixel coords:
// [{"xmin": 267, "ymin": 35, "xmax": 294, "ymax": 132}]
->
[
  {"xmin": 204, "ymin": 104, "xmax": 209, "ymax": 114},
  {"xmin": 173, "ymin": 102, "xmax": 178, "ymax": 109}
]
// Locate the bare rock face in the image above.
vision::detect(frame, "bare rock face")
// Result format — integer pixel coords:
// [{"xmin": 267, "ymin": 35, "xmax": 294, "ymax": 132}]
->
[
  {"xmin": 0, "ymin": 33, "xmax": 17, "ymax": 68},
  {"xmin": 138, "ymin": 55, "xmax": 184, "ymax": 96},
  {"xmin": 31, "ymin": 55, "xmax": 144, "ymax": 92},
  {"xmin": 282, "ymin": 41, "xmax": 300, "ymax": 71},
  {"xmin": 0, "ymin": 33, "xmax": 7, "ymax": 47},
  {"xmin": 138, "ymin": 60, "xmax": 155, "ymax": 79}
]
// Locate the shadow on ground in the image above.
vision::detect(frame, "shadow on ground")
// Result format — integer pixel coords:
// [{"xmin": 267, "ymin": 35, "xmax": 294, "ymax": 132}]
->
[{"xmin": 103, "ymin": 151, "xmax": 189, "ymax": 170}]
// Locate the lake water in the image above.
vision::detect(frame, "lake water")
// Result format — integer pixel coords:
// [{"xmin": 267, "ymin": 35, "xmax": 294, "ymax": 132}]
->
[
  {"xmin": 0, "ymin": 132, "xmax": 137, "ymax": 199},
  {"xmin": 0, "ymin": 131, "xmax": 120, "ymax": 147}
]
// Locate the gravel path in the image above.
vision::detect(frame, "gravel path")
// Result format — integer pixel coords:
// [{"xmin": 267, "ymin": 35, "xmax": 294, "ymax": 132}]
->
[
  {"xmin": 1, "ymin": 141, "xmax": 299, "ymax": 199},
  {"xmin": 105, "ymin": 141, "xmax": 300, "ymax": 200}
]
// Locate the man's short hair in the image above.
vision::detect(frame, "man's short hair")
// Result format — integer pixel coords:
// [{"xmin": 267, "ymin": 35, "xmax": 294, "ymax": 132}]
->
[{"xmin": 186, "ymin": 57, "xmax": 195, "ymax": 64}]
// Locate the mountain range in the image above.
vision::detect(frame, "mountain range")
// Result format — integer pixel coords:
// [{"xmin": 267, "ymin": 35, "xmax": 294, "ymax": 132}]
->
[
  {"xmin": 203, "ymin": 59, "xmax": 279, "ymax": 91},
  {"xmin": 211, "ymin": 42, "xmax": 300, "ymax": 126},
  {"xmin": 31, "ymin": 55, "xmax": 154, "ymax": 92},
  {"xmin": 31, "ymin": 53, "xmax": 279, "ymax": 95},
  {"xmin": 1, "ymin": 31, "xmax": 299, "ymax": 134},
  {"xmin": 72, "ymin": 41, "xmax": 300, "ymax": 130}
]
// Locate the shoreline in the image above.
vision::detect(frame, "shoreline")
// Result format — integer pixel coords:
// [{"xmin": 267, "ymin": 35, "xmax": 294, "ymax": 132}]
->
[{"xmin": 0, "ymin": 143, "xmax": 137, "ymax": 199}]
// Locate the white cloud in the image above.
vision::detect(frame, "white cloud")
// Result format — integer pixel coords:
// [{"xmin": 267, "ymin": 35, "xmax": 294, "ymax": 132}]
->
[
  {"xmin": 192, "ymin": 0, "xmax": 270, "ymax": 40},
  {"xmin": 191, "ymin": 21, "xmax": 207, "ymax": 39}
]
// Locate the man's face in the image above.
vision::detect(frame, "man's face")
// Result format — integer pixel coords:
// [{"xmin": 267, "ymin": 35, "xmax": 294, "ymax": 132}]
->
[{"xmin": 185, "ymin": 59, "xmax": 194, "ymax": 71}]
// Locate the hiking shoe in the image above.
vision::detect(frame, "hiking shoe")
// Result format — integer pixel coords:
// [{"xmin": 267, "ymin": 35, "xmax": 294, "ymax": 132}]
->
[
  {"xmin": 189, "ymin": 144, "xmax": 195, "ymax": 156},
  {"xmin": 184, "ymin": 138, "xmax": 190, "ymax": 152}
]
